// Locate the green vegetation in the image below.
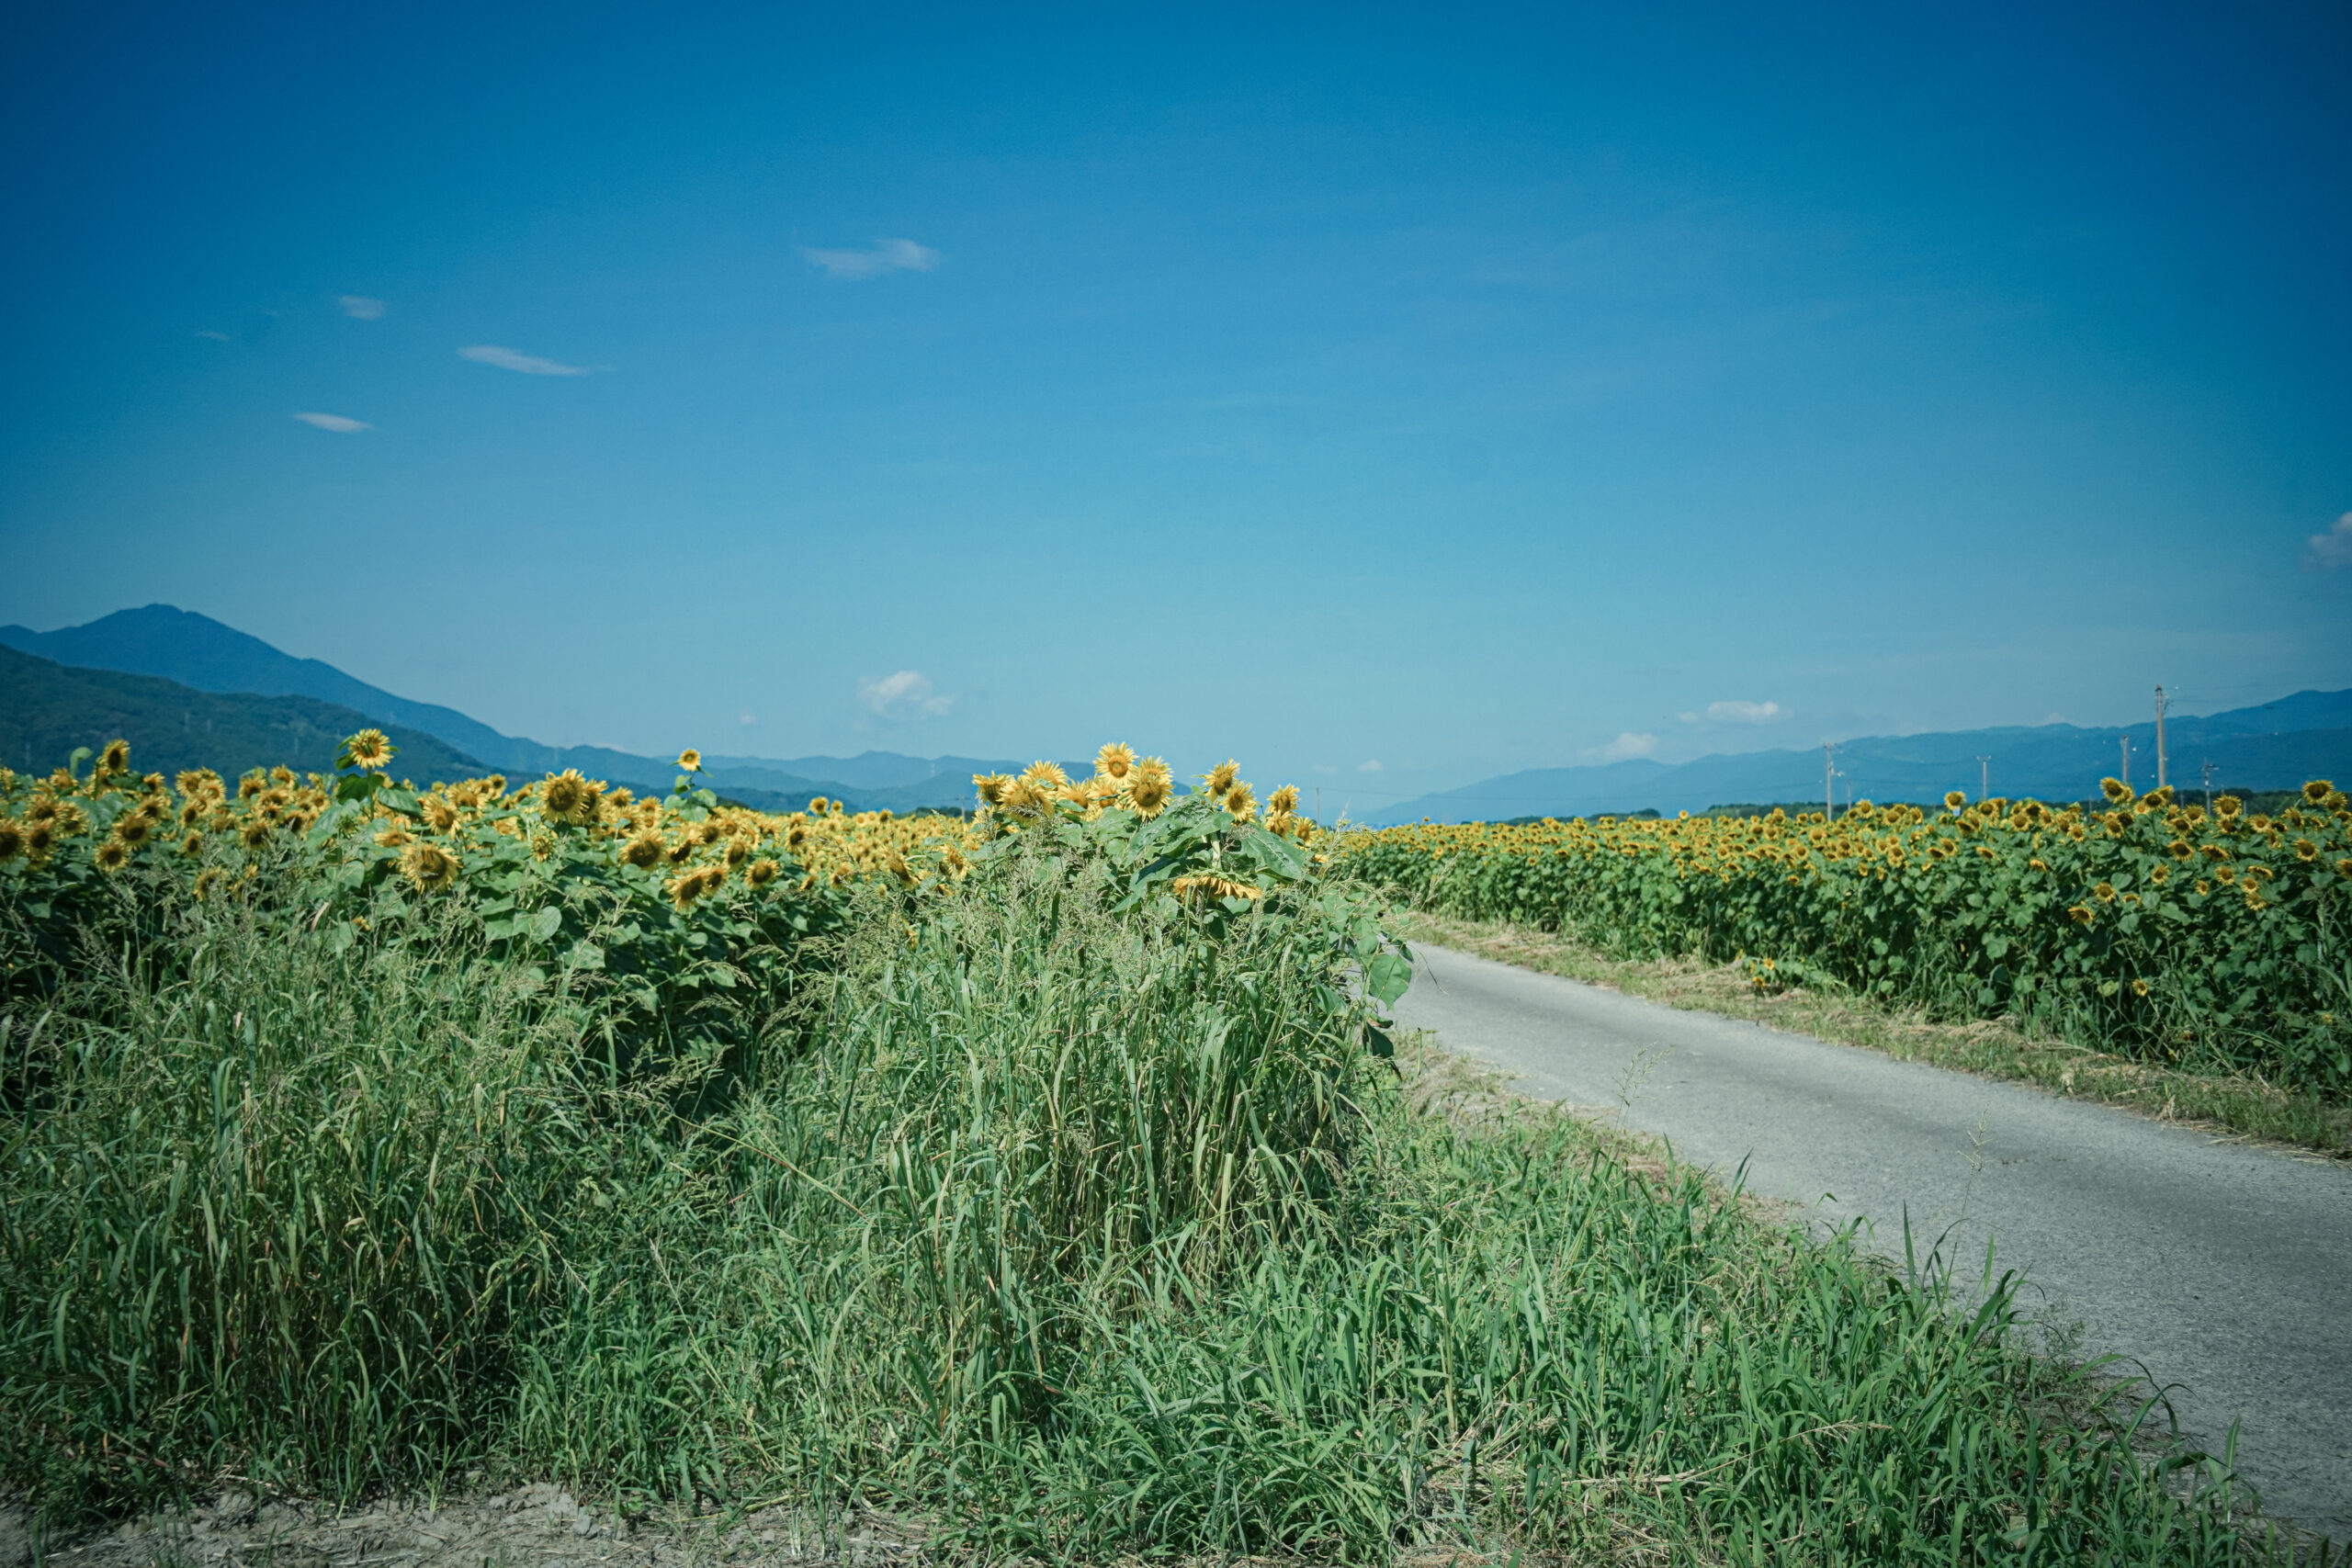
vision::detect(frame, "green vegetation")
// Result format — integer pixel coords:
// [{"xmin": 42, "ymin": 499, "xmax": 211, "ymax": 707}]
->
[
  {"xmin": 1346, "ymin": 785, "xmax": 2352, "ymax": 1098},
  {"xmin": 0, "ymin": 737, "xmax": 2302, "ymax": 1561}
]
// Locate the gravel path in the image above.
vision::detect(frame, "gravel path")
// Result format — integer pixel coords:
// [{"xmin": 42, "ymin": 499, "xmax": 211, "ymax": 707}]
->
[{"xmin": 1392, "ymin": 941, "xmax": 2352, "ymax": 1542}]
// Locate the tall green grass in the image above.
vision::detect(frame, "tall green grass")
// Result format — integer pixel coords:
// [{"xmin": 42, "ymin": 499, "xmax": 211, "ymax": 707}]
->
[{"xmin": 1, "ymin": 838, "xmax": 2270, "ymax": 1562}]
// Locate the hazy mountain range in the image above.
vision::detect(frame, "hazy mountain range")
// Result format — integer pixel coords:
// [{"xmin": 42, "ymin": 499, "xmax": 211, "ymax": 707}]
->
[
  {"xmin": 1367, "ymin": 692, "xmax": 2352, "ymax": 825},
  {"xmin": 6, "ymin": 605, "xmax": 2347, "ymax": 824},
  {"xmin": 0, "ymin": 606, "xmax": 1025, "ymax": 814}
]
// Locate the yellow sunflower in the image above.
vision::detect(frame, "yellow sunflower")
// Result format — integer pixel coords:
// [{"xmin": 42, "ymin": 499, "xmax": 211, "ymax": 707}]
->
[
  {"xmin": 677, "ymin": 749, "xmax": 703, "ymax": 773},
  {"xmin": 97, "ymin": 739, "xmax": 131, "ymax": 775},
  {"xmin": 1094, "ymin": 742, "xmax": 1136, "ymax": 783},
  {"xmin": 666, "ymin": 866, "xmax": 713, "ymax": 910},
  {"xmin": 0, "ymin": 820, "xmax": 23, "ymax": 862},
  {"xmin": 973, "ymin": 773, "xmax": 1011, "ymax": 807},
  {"xmin": 1205, "ymin": 760, "xmax": 1239, "ymax": 800},
  {"xmin": 1126, "ymin": 757, "xmax": 1174, "ymax": 818},
  {"xmin": 2303, "ymin": 779, "xmax": 2335, "ymax": 804},
  {"xmin": 745, "ymin": 857, "xmax": 781, "ymax": 888},
  {"xmin": 343, "ymin": 730, "xmax": 396, "ymax": 772},
  {"xmin": 542, "ymin": 769, "xmax": 601, "ymax": 827},
  {"xmin": 400, "ymin": 842, "xmax": 461, "ymax": 894},
  {"xmin": 93, "ymin": 839, "xmax": 130, "ymax": 873}
]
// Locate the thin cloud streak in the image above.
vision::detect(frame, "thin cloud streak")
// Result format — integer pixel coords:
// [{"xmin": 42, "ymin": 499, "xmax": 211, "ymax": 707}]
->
[
  {"xmin": 293, "ymin": 412, "xmax": 371, "ymax": 433},
  {"xmin": 801, "ymin": 238, "xmax": 940, "ymax": 280},
  {"xmin": 340, "ymin": 295, "xmax": 387, "ymax": 320},
  {"xmin": 458, "ymin": 344, "xmax": 592, "ymax": 376}
]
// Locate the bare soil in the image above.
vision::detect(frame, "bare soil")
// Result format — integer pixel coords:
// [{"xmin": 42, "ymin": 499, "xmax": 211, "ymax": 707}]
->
[{"xmin": 4, "ymin": 1489, "xmax": 925, "ymax": 1568}]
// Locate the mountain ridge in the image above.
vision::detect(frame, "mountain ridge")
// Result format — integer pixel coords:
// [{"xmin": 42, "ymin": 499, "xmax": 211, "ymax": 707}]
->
[
  {"xmin": 1370, "ymin": 693, "xmax": 2352, "ymax": 824},
  {"xmin": 0, "ymin": 644, "xmax": 490, "ymax": 787},
  {"xmin": 0, "ymin": 606, "xmax": 1023, "ymax": 813}
]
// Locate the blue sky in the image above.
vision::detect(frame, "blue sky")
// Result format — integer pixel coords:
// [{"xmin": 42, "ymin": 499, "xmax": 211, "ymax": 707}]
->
[{"xmin": 3, "ymin": 1, "xmax": 2347, "ymax": 807}]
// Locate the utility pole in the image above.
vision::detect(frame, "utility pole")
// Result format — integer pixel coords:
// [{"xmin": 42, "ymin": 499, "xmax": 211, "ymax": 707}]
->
[
  {"xmin": 1314, "ymin": 786, "xmax": 1321, "ymax": 824},
  {"xmin": 2120, "ymin": 736, "xmax": 2132, "ymax": 795},
  {"xmin": 1824, "ymin": 742, "xmax": 1837, "ymax": 820},
  {"xmin": 2200, "ymin": 759, "xmax": 2217, "ymax": 812},
  {"xmin": 2154, "ymin": 685, "xmax": 2168, "ymax": 792},
  {"xmin": 1977, "ymin": 755, "xmax": 1991, "ymax": 801}
]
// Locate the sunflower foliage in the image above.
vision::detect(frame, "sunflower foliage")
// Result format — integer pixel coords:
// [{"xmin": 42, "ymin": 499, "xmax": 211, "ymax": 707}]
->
[
  {"xmin": 972, "ymin": 743, "xmax": 1416, "ymax": 1010},
  {"xmin": 1345, "ymin": 780, "xmax": 2352, "ymax": 1090},
  {"xmin": 0, "ymin": 733, "xmax": 971, "ymax": 1053}
]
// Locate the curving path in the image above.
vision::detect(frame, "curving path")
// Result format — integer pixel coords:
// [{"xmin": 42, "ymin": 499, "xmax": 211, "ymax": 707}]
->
[{"xmin": 1392, "ymin": 942, "xmax": 2352, "ymax": 1541}]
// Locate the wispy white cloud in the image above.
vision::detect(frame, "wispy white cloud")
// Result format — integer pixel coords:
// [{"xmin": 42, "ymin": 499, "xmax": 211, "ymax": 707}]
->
[
  {"xmin": 2304, "ymin": 513, "xmax": 2352, "ymax": 570},
  {"xmin": 1358, "ymin": 760, "xmax": 1384, "ymax": 773},
  {"xmin": 458, "ymin": 344, "xmax": 592, "ymax": 376},
  {"xmin": 195, "ymin": 329, "xmax": 232, "ymax": 343},
  {"xmin": 340, "ymin": 295, "xmax": 387, "ymax": 321},
  {"xmin": 293, "ymin": 412, "xmax": 371, "ymax": 434},
  {"xmin": 801, "ymin": 238, "xmax": 941, "ymax": 280},
  {"xmin": 856, "ymin": 670, "xmax": 955, "ymax": 720},
  {"xmin": 738, "ymin": 710, "xmax": 758, "ymax": 727},
  {"xmin": 1710, "ymin": 699, "xmax": 1782, "ymax": 723},
  {"xmin": 1590, "ymin": 732, "xmax": 1658, "ymax": 762}
]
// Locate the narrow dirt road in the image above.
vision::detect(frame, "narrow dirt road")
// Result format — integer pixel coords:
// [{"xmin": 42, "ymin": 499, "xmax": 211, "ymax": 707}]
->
[{"xmin": 1392, "ymin": 942, "xmax": 2352, "ymax": 1541}]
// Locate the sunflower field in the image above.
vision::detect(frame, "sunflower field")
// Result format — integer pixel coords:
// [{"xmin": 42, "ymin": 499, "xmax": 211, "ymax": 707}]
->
[
  {"xmin": 0, "ymin": 731, "xmax": 1361, "ymax": 1054},
  {"xmin": 0, "ymin": 729, "xmax": 2267, "ymax": 1561},
  {"xmin": 1342, "ymin": 781, "xmax": 2352, "ymax": 1091}
]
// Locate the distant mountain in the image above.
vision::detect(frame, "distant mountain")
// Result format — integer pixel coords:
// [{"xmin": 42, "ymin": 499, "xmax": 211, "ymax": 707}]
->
[
  {"xmin": 698, "ymin": 750, "xmax": 1039, "ymax": 812},
  {"xmin": 1370, "ymin": 693, "xmax": 2352, "ymax": 825},
  {"xmin": 0, "ymin": 606, "xmax": 1027, "ymax": 814},
  {"xmin": 0, "ymin": 645, "xmax": 488, "ymax": 785}
]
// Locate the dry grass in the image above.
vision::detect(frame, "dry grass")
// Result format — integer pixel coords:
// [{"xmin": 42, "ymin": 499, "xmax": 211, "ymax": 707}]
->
[{"xmin": 1386, "ymin": 908, "xmax": 2352, "ymax": 1161}]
